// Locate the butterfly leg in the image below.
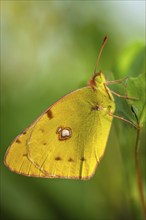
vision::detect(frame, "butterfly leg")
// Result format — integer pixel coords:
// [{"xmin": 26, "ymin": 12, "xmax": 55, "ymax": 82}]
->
[
  {"xmin": 92, "ymin": 104, "xmax": 136, "ymax": 128},
  {"xmin": 105, "ymin": 77, "xmax": 128, "ymax": 85},
  {"xmin": 110, "ymin": 90, "xmax": 139, "ymax": 101},
  {"xmin": 109, "ymin": 112, "xmax": 137, "ymax": 128},
  {"xmin": 104, "ymin": 82, "xmax": 138, "ymax": 101}
]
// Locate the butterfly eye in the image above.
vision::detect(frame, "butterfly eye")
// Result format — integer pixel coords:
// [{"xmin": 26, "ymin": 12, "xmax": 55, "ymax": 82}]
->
[{"xmin": 96, "ymin": 76, "xmax": 102, "ymax": 84}]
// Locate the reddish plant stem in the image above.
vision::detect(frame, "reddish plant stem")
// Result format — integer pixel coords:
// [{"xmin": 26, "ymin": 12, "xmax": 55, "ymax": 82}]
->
[{"xmin": 135, "ymin": 125, "xmax": 146, "ymax": 219}]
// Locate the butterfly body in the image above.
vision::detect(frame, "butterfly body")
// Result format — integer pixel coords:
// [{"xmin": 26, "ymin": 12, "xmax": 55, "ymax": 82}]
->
[{"xmin": 4, "ymin": 72, "xmax": 115, "ymax": 179}]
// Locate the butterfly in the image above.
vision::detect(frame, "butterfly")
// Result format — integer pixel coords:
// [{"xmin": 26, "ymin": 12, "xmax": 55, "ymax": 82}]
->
[{"xmin": 4, "ymin": 36, "xmax": 132, "ymax": 180}]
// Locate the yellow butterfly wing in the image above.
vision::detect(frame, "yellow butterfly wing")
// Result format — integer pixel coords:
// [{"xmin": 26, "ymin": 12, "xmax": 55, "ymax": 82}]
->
[{"xmin": 4, "ymin": 72, "xmax": 115, "ymax": 179}]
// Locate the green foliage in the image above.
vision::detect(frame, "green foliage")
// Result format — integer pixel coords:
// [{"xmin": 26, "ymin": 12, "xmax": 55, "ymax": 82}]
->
[
  {"xmin": 114, "ymin": 42, "xmax": 145, "ymax": 127},
  {"xmin": 127, "ymin": 74, "xmax": 146, "ymax": 126}
]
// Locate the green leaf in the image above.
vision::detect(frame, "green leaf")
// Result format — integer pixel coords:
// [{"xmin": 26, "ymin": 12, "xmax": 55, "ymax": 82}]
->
[{"xmin": 126, "ymin": 73, "xmax": 146, "ymax": 126}]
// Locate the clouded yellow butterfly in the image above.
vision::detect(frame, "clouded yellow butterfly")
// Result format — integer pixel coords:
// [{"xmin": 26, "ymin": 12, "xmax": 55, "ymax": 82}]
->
[{"xmin": 4, "ymin": 36, "xmax": 117, "ymax": 180}]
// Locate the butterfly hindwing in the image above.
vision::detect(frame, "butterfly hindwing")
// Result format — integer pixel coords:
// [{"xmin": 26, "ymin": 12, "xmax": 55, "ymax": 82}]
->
[{"xmin": 5, "ymin": 73, "xmax": 115, "ymax": 179}]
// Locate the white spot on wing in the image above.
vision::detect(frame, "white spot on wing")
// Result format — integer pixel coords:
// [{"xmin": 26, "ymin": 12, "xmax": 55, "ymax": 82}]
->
[{"xmin": 62, "ymin": 129, "xmax": 70, "ymax": 137}]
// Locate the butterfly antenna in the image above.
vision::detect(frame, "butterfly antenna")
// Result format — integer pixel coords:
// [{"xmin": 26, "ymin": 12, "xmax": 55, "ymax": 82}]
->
[{"xmin": 94, "ymin": 35, "xmax": 108, "ymax": 75}]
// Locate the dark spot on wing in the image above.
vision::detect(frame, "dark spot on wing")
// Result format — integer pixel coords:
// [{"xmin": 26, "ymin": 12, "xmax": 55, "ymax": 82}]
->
[
  {"xmin": 16, "ymin": 139, "xmax": 21, "ymax": 143},
  {"xmin": 68, "ymin": 158, "xmax": 74, "ymax": 162},
  {"xmin": 46, "ymin": 109, "xmax": 53, "ymax": 119},
  {"xmin": 80, "ymin": 157, "xmax": 86, "ymax": 161},
  {"xmin": 56, "ymin": 126, "xmax": 72, "ymax": 141},
  {"xmin": 55, "ymin": 156, "xmax": 62, "ymax": 161},
  {"xmin": 40, "ymin": 129, "xmax": 45, "ymax": 133},
  {"xmin": 43, "ymin": 142, "xmax": 47, "ymax": 145},
  {"xmin": 92, "ymin": 105, "xmax": 103, "ymax": 111},
  {"xmin": 23, "ymin": 131, "xmax": 27, "ymax": 135}
]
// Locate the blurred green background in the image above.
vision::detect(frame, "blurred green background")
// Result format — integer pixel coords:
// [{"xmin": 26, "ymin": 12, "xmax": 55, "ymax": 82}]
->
[{"xmin": 1, "ymin": 1, "xmax": 145, "ymax": 220}]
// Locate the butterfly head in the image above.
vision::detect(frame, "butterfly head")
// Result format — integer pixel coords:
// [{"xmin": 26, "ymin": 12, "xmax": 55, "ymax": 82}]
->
[{"xmin": 88, "ymin": 71, "xmax": 106, "ymax": 89}]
